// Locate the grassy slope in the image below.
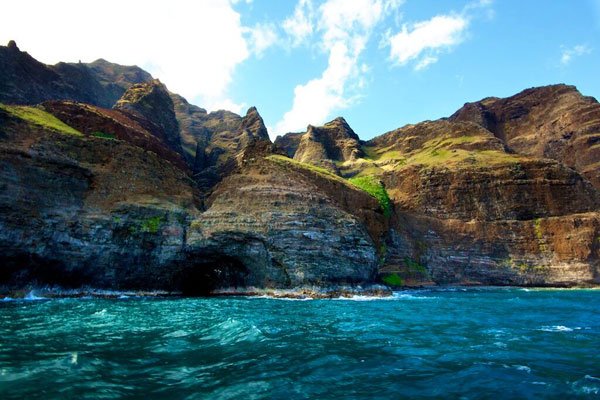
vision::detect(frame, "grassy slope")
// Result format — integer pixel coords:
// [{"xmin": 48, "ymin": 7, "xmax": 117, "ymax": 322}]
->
[
  {"xmin": 0, "ymin": 104, "xmax": 82, "ymax": 136},
  {"xmin": 348, "ymin": 175, "xmax": 392, "ymax": 218},
  {"xmin": 342, "ymin": 134, "xmax": 525, "ymax": 179},
  {"xmin": 267, "ymin": 155, "xmax": 392, "ymax": 216},
  {"xmin": 267, "ymin": 154, "xmax": 350, "ymax": 186}
]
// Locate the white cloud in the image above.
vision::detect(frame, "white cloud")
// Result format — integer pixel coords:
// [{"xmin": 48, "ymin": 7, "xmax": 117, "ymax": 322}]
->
[
  {"xmin": 0, "ymin": 0, "xmax": 250, "ymax": 112},
  {"xmin": 415, "ymin": 56, "xmax": 439, "ymax": 70},
  {"xmin": 274, "ymin": 0, "xmax": 402, "ymax": 136},
  {"xmin": 388, "ymin": 15, "xmax": 468, "ymax": 69},
  {"xmin": 246, "ymin": 23, "xmax": 278, "ymax": 56},
  {"xmin": 283, "ymin": 0, "xmax": 315, "ymax": 46},
  {"xmin": 560, "ymin": 44, "xmax": 592, "ymax": 65}
]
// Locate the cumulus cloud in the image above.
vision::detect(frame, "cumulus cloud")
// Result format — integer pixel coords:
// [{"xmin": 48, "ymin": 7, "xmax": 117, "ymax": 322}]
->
[
  {"xmin": 387, "ymin": 15, "xmax": 468, "ymax": 69},
  {"xmin": 560, "ymin": 44, "xmax": 592, "ymax": 65},
  {"xmin": 274, "ymin": 0, "xmax": 401, "ymax": 136},
  {"xmin": 283, "ymin": 0, "xmax": 315, "ymax": 46},
  {"xmin": 384, "ymin": 0, "xmax": 492, "ymax": 71},
  {"xmin": 415, "ymin": 56, "xmax": 439, "ymax": 71},
  {"xmin": 0, "ymin": 0, "xmax": 251, "ymax": 113},
  {"xmin": 246, "ymin": 23, "xmax": 279, "ymax": 57}
]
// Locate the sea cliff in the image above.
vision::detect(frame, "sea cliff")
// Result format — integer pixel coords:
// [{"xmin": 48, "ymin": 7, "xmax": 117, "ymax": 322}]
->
[{"xmin": 1, "ymin": 42, "xmax": 599, "ymax": 294}]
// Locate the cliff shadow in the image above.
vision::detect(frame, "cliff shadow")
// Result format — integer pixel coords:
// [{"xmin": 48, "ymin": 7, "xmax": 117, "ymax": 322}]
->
[
  {"xmin": 173, "ymin": 253, "xmax": 250, "ymax": 296},
  {"xmin": 0, "ymin": 251, "xmax": 93, "ymax": 289}
]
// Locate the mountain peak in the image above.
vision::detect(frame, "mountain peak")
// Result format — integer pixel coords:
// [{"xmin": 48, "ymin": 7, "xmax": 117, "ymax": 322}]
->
[
  {"xmin": 7, "ymin": 40, "xmax": 18, "ymax": 51},
  {"xmin": 115, "ymin": 79, "xmax": 183, "ymax": 156},
  {"xmin": 240, "ymin": 106, "xmax": 269, "ymax": 142}
]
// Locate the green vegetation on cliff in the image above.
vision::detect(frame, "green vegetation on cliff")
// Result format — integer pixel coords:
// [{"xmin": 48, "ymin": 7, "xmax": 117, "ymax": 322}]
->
[
  {"xmin": 268, "ymin": 155, "xmax": 394, "ymax": 217},
  {"xmin": 0, "ymin": 104, "xmax": 82, "ymax": 136},
  {"xmin": 348, "ymin": 175, "xmax": 392, "ymax": 218},
  {"xmin": 267, "ymin": 155, "xmax": 349, "ymax": 185},
  {"xmin": 141, "ymin": 216, "xmax": 164, "ymax": 233},
  {"xmin": 91, "ymin": 131, "xmax": 116, "ymax": 140},
  {"xmin": 361, "ymin": 133, "xmax": 523, "ymax": 172},
  {"xmin": 406, "ymin": 148, "xmax": 521, "ymax": 167},
  {"xmin": 381, "ymin": 273, "xmax": 404, "ymax": 287}
]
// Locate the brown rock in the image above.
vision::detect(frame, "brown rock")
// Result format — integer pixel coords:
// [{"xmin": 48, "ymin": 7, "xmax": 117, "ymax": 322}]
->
[{"xmin": 450, "ymin": 84, "xmax": 600, "ymax": 188}]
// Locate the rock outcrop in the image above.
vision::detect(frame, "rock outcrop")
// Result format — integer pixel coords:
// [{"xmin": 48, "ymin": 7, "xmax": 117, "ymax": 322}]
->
[
  {"xmin": 40, "ymin": 100, "xmax": 188, "ymax": 171},
  {"xmin": 276, "ymin": 117, "xmax": 364, "ymax": 174},
  {"xmin": 363, "ymin": 119, "xmax": 600, "ymax": 287},
  {"xmin": 192, "ymin": 106, "xmax": 273, "ymax": 192},
  {"xmin": 185, "ymin": 152, "xmax": 386, "ymax": 292},
  {"xmin": 0, "ymin": 104, "xmax": 197, "ymax": 290},
  {"xmin": 114, "ymin": 80, "xmax": 184, "ymax": 158},
  {"xmin": 0, "ymin": 41, "xmax": 152, "ymax": 108},
  {"xmin": 450, "ymin": 84, "xmax": 600, "ymax": 188}
]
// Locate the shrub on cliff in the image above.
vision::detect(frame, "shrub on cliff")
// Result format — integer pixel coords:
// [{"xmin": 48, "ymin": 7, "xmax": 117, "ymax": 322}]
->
[{"xmin": 348, "ymin": 175, "xmax": 392, "ymax": 218}]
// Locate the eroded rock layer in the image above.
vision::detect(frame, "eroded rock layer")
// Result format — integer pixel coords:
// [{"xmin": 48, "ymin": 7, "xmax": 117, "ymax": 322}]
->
[
  {"xmin": 450, "ymin": 84, "xmax": 600, "ymax": 188},
  {"xmin": 1, "ymin": 42, "xmax": 599, "ymax": 292}
]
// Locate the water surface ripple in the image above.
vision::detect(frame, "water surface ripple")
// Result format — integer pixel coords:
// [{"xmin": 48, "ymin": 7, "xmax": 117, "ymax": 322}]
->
[{"xmin": 1, "ymin": 288, "xmax": 599, "ymax": 399}]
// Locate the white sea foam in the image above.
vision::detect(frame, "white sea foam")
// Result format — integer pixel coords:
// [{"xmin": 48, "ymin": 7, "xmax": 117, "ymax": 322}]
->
[
  {"xmin": 205, "ymin": 318, "xmax": 265, "ymax": 345},
  {"xmin": 514, "ymin": 365, "xmax": 531, "ymax": 373},
  {"xmin": 393, "ymin": 293, "xmax": 438, "ymax": 300},
  {"xmin": 538, "ymin": 325, "xmax": 574, "ymax": 332},
  {"xmin": 332, "ymin": 294, "xmax": 395, "ymax": 301},
  {"xmin": 249, "ymin": 295, "xmax": 314, "ymax": 301},
  {"xmin": 24, "ymin": 291, "xmax": 45, "ymax": 300}
]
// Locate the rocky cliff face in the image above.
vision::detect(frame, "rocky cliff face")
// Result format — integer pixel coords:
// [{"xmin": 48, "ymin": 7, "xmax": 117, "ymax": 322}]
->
[
  {"xmin": 276, "ymin": 117, "xmax": 363, "ymax": 174},
  {"xmin": 0, "ymin": 104, "xmax": 198, "ymax": 290},
  {"xmin": 185, "ymin": 149, "xmax": 386, "ymax": 292},
  {"xmin": 192, "ymin": 106, "xmax": 274, "ymax": 193},
  {"xmin": 1, "ymin": 44, "xmax": 599, "ymax": 293},
  {"xmin": 114, "ymin": 80, "xmax": 184, "ymax": 158},
  {"xmin": 450, "ymin": 84, "xmax": 600, "ymax": 188},
  {"xmin": 40, "ymin": 100, "xmax": 188, "ymax": 171},
  {"xmin": 0, "ymin": 105, "xmax": 386, "ymax": 294},
  {"xmin": 0, "ymin": 41, "xmax": 267, "ymax": 180},
  {"xmin": 0, "ymin": 41, "xmax": 152, "ymax": 108},
  {"xmin": 362, "ymin": 118, "xmax": 600, "ymax": 287}
]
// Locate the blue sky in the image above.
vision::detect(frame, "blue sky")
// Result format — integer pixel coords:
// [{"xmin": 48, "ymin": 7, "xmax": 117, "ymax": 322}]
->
[{"xmin": 2, "ymin": 0, "xmax": 599, "ymax": 140}]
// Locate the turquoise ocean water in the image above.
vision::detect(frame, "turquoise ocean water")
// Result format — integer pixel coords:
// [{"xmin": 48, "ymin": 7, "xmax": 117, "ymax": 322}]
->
[{"xmin": 1, "ymin": 288, "xmax": 599, "ymax": 399}]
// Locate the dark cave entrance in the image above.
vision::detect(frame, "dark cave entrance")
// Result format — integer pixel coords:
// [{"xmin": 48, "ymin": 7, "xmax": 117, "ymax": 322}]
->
[
  {"xmin": 0, "ymin": 252, "xmax": 91, "ymax": 289},
  {"xmin": 176, "ymin": 254, "xmax": 250, "ymax": 296}
]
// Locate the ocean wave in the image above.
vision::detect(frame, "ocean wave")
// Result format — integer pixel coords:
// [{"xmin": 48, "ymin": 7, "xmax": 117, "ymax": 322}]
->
[
  {"xmin": 332, "ymin": 294, "xmax": 395, "ymax": 301},
  {"xmin": 249, "ymin": 295, "xmax": 314, "ymax": 301},
  {"xmin": 513, "ymin": 365, "xmax": 531, "ymax": 373},
  {"xmin": 538, "ymin": 325, "xmax": 574, "ymax": 332},
  {"xmin": 0, "ymin": 288, "xmax": 177, "ymax": 300},
  {"xmin": 202, "ymin": 318, "xmax": 266, "ymax": 345},
  {"xmin": 92, "ymin": 309, "xmax": 107, "ymax": 316},
  {"xmin": 24, "ymin": 291, "xmax": 46, "ymax": 300},
  {"xmin": 572, "ymin": 375, "xmax": 600, "ymax": 395},
  {"xmin": 392, "ymin": 293, "xmax": 439, "ymax": 300}
]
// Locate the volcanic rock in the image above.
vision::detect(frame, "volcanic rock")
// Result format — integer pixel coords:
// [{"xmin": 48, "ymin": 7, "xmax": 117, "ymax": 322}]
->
[{"xmin": 450, "ymin": 84, "xmax": 600, "ymax": 188}]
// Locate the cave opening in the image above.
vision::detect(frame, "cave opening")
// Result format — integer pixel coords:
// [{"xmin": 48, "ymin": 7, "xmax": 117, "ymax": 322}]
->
[
  {"xmin": 176, "ymin": 254, "xmax": 250, "ymax": 296},
  {"xmin": 0, "ymin": 251, "xmax": 91, "ymax": 289}
]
